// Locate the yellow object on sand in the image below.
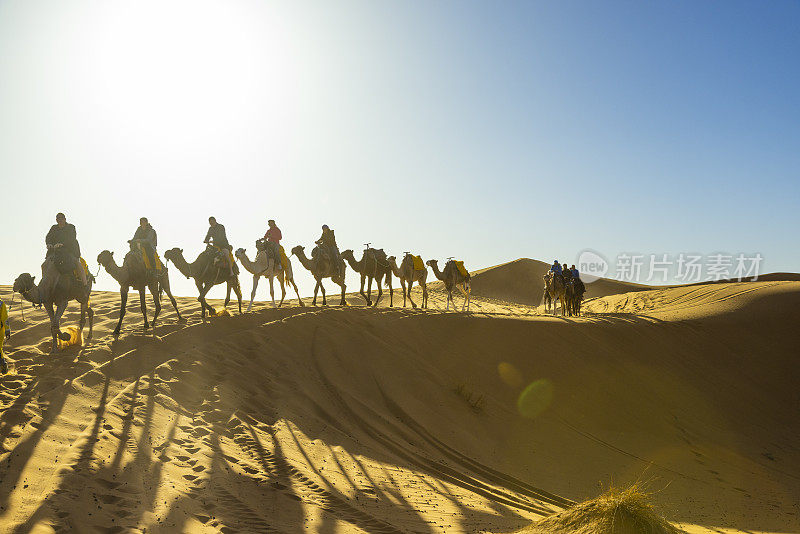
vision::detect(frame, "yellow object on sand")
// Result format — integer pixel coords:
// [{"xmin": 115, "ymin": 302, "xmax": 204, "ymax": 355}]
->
[
  {"xmin": 412, "ymin": 255, "xmax": 425, "ymax": 271},
  {"xmin": 455, "ymin": 260, "xmax": 469, "ymax": 277},
  {"xmin": 214, "ymin": 308, "xmax": 231, "ymax": 317},
  {"xmin": 57, "ymin": 326, "xmax": 83, "ymax": 349}
]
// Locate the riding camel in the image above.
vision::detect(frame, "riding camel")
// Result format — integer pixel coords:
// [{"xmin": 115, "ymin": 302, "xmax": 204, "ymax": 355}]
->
[
  {"xmin": 427, "ymin": 259, "xmax": 470, "ymax": 311},
  {"xmin": 97, "ymin": 247, "xmax": 182, "ymax": 337},
  {"xmin": 542, "ymin": 272, "xmax": 567, "ymax": 316},
  {"xmin": 566, "ymin": 278, "xmax": 586, "ymax": 316},
  {"xmin": 291, "ymin": 245, "xmax": 347, "ymax": 306},
  {"xmin": 13, "ymin": 255, "xmax": 94, "ymax": 353},
  {"xmin": 163, "ymin": 246, "xmax": 242, "ymax": 318},
  {"xmin": 341, "ymin": 248, "xmax": 392, "ymax": 306},
  {"xmin": 387, "ymin": 253, "xmax": 428, "ymax": 308},
  {"xmin": 235, "ymin": 243, "xmax": 303, "ymax": 311}
]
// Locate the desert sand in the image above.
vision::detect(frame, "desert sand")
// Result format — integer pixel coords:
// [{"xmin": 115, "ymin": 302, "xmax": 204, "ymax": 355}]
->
[{"xmin": 0, "ymin": 259, "xmax": 798, "ymax": 533}]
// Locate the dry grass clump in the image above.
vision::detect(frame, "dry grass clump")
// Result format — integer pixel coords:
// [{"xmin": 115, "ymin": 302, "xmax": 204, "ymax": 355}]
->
[{"xmin": 522, "ymin": 483, "xmax": 682, "ymax": 534}]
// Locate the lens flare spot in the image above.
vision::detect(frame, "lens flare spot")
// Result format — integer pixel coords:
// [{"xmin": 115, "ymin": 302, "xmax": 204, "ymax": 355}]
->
[
  {"xmin": 517, "ymin": 379, "xmax": 554, "ymax": 419},
  {"xmin": 498, "ymin": 362, "xmax": 524, "ymax": 388}
]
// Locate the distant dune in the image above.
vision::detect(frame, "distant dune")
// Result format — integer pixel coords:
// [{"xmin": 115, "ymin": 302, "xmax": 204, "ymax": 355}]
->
[{"xmin": 0, "ymin": 277, "xmax": 798, "ymax": 533}]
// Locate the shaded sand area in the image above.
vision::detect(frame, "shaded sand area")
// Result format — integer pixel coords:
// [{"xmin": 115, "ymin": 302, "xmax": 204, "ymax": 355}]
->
[{"xmin": 0, "ymin": 275, "xmax": 798, "ymax": 532}]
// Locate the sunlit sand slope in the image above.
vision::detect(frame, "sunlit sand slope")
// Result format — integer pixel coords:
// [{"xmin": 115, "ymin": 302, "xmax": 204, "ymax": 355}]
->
[{"xmin": 0, "ymin": 282, "xmax": 797, "ymax": 533}]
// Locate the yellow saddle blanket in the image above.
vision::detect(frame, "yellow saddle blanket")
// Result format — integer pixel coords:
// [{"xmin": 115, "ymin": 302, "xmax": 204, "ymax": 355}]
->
[
  {"xmin": 412, "ymin": 255, "xmax": 425, "ymax": 271},
  {"xmin": 279, "ymin": 245, "xmax": 289, "ymax": 270},
  {"xmin": 454, "ymin": 260, "xmax": 469, "ymax": 277},
  {"xmin": 74, "ymin": 257, "xmax": 89, "ymax": 279},
  {"xmin": 138, "ymin": 246, "xmax": 163, "ymax": 271}
]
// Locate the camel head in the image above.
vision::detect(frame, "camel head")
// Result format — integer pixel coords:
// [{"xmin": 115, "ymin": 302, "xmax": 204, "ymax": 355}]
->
[
  {"xmin": 235, "ymin": 247, "xmax": 246, "ymax": 258},
  {"xmin": 341, "ymin": 249, "xmax": 354, "ymax": 259},
  {"xmin": 13, "ymin": 273, "xmax": 35, "ymax": 294},
  {"xmin": 97, "ymin": 250, "xmax": 114, "ymax": 267},
  {"xmin": 163, "ymin": 248, "xmax": 183, "ymax": 263},
  {"xmin": 426, "ymin": 259, "xmax": 438, "ymax": 268},
  {"xmin": 290, "ymin": 245, "xmax": 304, "ymax": 257},
  {"xmin": 387, "ymin": 255, "xmax": 396, "ymax": 264}
]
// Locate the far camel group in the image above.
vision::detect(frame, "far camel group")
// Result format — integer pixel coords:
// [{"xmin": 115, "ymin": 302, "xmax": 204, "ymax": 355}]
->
[{"xmin": 9, "ymin": 214, "xmax": 473, "ymax": 355}]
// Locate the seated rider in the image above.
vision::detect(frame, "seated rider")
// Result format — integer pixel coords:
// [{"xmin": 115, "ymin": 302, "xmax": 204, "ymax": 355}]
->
[
  {"xmin": 571, "ymin": 264, "xmax": 585, "ymax": 292},
  {"xmin": 315, "ymin": 224, "xmax": 342, "ymax": 273},
  {"xmin": 204, "ymin": 216, "xmax": 234, "ymax": 276},
  {"xmin": 45, "ymin": 213, "xmax": 88, "ymax": 288},
  {"xmin": 131, "ymin": 217, "xmax": 158, "ymax": 273},
  {"xmin": 263, "ymin": 219, "xmax": 282, "ymax": 262}
]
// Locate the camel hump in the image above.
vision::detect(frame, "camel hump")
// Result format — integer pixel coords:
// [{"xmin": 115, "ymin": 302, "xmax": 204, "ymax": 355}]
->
[
  {"xmin": 454, "ymin": 260, "xmax": 469, "ymax": 278},
  {"xmin": 412, "ymin": 255, "xmax": 425, "ymax": 271}
]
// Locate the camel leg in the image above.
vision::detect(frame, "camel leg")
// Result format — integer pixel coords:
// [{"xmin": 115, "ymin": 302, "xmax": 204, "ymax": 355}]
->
[
  {"xmin": 161, "ymin": 275, "xmax": 182, "ymax": 321},
  {"xmin": 320, "ymin": 281, "xmax": 327, "ymax": 306},
  {"xmin": 139, "ymin": 288, "xmax": 150, "ymax": 331},
  {"xmin": 406, "ymin": 278, "xmax": 417, "ymax": 309},
  {"xmin": 150, "ymin": 282, "xmax": 162, "ymax": 328},
  {"xmin": 277, "ymin": 271, "xmax": 286, "ymax": 308},
  {"xmin": 268, "ymin": 276, "xmax": 277, "ymax": 308},
  {"xmin": 54, "ymin": 300, "xmax": 69, "ymax": 349},
  {"xmin": 224, "ymin": 283, "xmax": 232, "ymax": 308},
  {"xmin": 247, "ymin": 274, "xmax": 259, "ymax": 313},
  {"xmin": 289, "ymin": 277, "xmax": 303, "ymax": 307},
  {"xmin": 339, "ymin": 278, "xmax": 347, "ymax": 306},
  {"xmin": 367, "ymin": 275, "xmax": 374, "ymax": 306},
  {"xmin": 87, "ymin": 302, "xmax": 94, "ymax": 340},
  {"xmin": 400, "ymin": 280, "xmax": 408, "ymax": 307},
  {"xmin": 358, "ymin": 274, "xmax": 369, "ymax": 306},
  {"xmin": 312, "ymin": 281, "xmax": 320, "ymax": 306},
  {"xmin": 373, "ymin": 275, "xmax": 382, "ymax": 307},
  {"xmin": 113, "ymin": 286, "xmax": 129, "ymax": 338},
  {"xmin": 45, "ymin": 302, "xmax": 58, "ymax": 353},
  {"xmin": 197, "ymin": 281, "xmax": 214, "ymax": 318},
  {"xmin": 388, "ymin": 275, "xmax": 393, "ymax": 307},
  {"xmin": 233, "ymin": 279, "xmax": 243, "ymax": 314}
]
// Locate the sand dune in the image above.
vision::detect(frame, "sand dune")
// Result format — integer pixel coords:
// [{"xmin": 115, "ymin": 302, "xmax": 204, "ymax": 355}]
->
[{"xmin": 0, "ymin": 277, "xmax": 798, "ymax": 533}]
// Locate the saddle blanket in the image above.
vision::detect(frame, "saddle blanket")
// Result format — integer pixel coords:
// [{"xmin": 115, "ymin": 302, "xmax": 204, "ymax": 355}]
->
[
  {"xmin": 138, "ymin": 246, "xmax": 163, "ymax": 271},
  {"xmin": 75, "ymin": 257, "xmax": 89, "ymax": 279},
  {"xmin": 412, "ymin": 255, "xmax": 424, "ymax": 271},
  {"xmin": 455, "ymin": 260, "xmax": 469, "ymax": 277},
  {"xmin": 279, "ymin": 245, "xmax": 289, "ymax": 270}
]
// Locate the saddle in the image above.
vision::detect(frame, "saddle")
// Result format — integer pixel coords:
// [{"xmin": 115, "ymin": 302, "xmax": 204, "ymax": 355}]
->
[
  {"xmin": 407, "ymin": 253, "xmax": 424, "ymax": 271},
  {"xmin": 256, "ymin": 239, "xmax": 284, "ymax": 268},
  {"xmin": 454, "ymin": 260, "xmax": 469, "ymax": 278},
  {"xmin": 130, "ymin": 241, "xmax": 162, "ymax": 272},
  {"xmin": 207, "ymin": 245, "xmax": 239, "ymax": 276}
]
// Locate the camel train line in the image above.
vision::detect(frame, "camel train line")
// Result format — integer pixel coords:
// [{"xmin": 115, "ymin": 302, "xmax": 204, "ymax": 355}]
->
[{"xmin": 10, "ymin": 218, "xmax": 476, "ymax": 354}]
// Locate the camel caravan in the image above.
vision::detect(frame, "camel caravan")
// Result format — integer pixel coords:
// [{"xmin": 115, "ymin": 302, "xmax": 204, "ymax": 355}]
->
[
  {"xmin": 8, "ymin": 214, "xmax": 481, "ymax": 356},
  {"xmin": 543, "ymin": 260, "xmax": 586, "ymax": 317}
]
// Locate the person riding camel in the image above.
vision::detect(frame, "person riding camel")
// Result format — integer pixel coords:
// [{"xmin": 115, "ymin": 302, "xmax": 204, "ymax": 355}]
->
[
  {"xmin": 45, "ymin": 213, "xmax": 88, "ymax": 288},
  {"xmin": 315, "ymin": 224, "xmax": 342, "ymax": 274},
  {"xmin": 262, "ymin": 219, "xmax": 283, "ymax": 264},
  {"xmin": 571, "ymin": 264, "xmax": 585, "ymax": 293},
  {"xmin": 204, "ymin": 216, "xmax": 234, "ymax": 276},
  {"xmin": 131, "ymin": 217, "xmax": 158, "ymax": 274},
  {"xmin": 0, "ymin": 297, "xmax": 10, "ymax": 375}
]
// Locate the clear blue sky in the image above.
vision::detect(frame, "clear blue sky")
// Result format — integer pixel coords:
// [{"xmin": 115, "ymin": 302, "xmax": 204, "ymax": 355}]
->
[{"xmin": 1, "ymin": 0, "xmax": 798, "ymax": 298}]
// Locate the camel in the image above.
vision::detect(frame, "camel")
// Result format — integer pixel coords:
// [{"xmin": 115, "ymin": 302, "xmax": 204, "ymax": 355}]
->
[
  {"xmin": 542, "ymin": 272, "xmax": 567, "ymax": 316},
  {"xmin": 427, "ymin": 259, "xmax": 470, "ymax": 311},
  {"xmin": 13, "ymin": 254, "xmax": 94, "ymax": 353},
  {"xmin": 387, "ymin": 253, "xmax": 428, "ymax": 308},
  {"xmin": 567, "ymin": 278, "xmax": 586, "ymax": 316},
  {"xmin": 97, "ymin": 247, "xmax": 182, "ymax": 337},
  {"xmin": 235, "ymin": 244, "xmax": 303, "ymax": 311},
  {"xmin": 341, "ymin": 248, "xmax": 392, "ymax": 306},
  {"xmin": 291, "ymin": 245, "xmax": 347, "ymax": 306},
  {"xmin": 163, "ymin": 246, "xmax": 242, "ymax": 318}
]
